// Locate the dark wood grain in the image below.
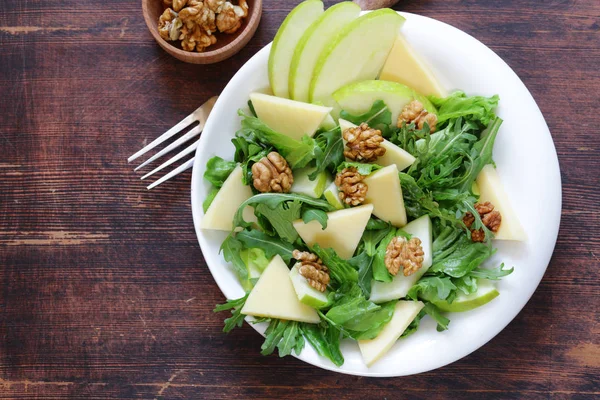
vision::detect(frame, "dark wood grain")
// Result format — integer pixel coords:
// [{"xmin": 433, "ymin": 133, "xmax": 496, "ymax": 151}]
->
[{"xmin": 0, "ymin": 0, "xmax": 599, "ymax": 398}]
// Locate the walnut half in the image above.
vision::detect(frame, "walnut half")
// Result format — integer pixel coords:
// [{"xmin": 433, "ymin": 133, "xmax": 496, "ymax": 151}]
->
[
  {"xmin": 251, "ymin": 152, "xmax": 293, "ymax": 193},
  {"xmin": 463, "ymin": 201, "xmax": 502, "ymax": 242},
  {"xmin": 385, "ymin": 236, "xmax": 424, "ymax": 276},
  {"xmin": 397, "ymin": 100, "xmax": 438, "ymax": 132},
  {"xmin": 335, "ymin": 167, "xmax": 368, "ymax": 206},
  {"xmin": 343, "ymin": 123, "xmax": 386, "ymax": 162},
  {"xmin": 293, "ymin": 250, "xmax": 330, "ymax": 292}
]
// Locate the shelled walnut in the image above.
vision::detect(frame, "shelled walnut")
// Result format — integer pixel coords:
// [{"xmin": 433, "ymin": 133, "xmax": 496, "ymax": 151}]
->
[
  {"xmin": 398, "ymin": 100, "xmax": 438, "ymax": 132},
  {"xmin": 463, "ymin": 201, "xmax": 502, "ymax": 242},
  {"xmin": 293, "ymin": 250, "xmax": 330, "ymax": 292},
  {"xmin": 251, "ymin": 152, "xmax": 293, "ymax": 193},
  {"xmin": 335, "ymin": 167, "xmax": 368, "ymax": 206},
  {"xmin": 158, "ymin": 0, "xmax": 249, "ymax": 53},
  {"xmin": 384, "ymin": 236, "xmax": 424, "ymax": 277},
  {"xmin": 343, "ymin": 123, "xmax": 386, "ymax": 162}
]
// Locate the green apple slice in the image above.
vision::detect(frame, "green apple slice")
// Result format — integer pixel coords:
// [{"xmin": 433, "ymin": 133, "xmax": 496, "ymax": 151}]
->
[
  {"xmin": 323, "ymin": 181, "xmax": 344, "ymax": 210},
  {"xmin": 249, "ymin": 92, "xmax": 332, "ymax": 140},
  {"xmin": 476, "ymin": 164, "xmax": 526, "ymax": 241},
  {"xmin": 200, "ymin": 165, "xmax": 256, "ymax": 231},
  {"xmin": 358, "ymin": 300, "xmax": 424, "ymax": 367},
  {"xmin": 363, "ymin": 164, "xmax": 407, "ymax": 227},
  {"xmin": 333, "ymin": 80, "xmax": 436, "ymax": 125},
  {"xmin": 370, "ymin": 215, "xmax": 433, "ymax": 303},
  {"xmin": 291, "ymin": 167, "xmax": 329, "ymax": 198},
  {"xmin": 339, "ymin": 118, "xmax": 415, "ymax": 171},
  {"xmin": 241, "ymin": 255, "xmax": 321, "ymax": 323},
  {"xmin": 290, "ymin": 264, "xmax": 330, "ymax": 309},
  {"xmin": 293, "ymin": 204, "xmax": 374, "ymax": 259},
  {"xmin": 289, "ymin": 1, "xmax": 361, "ymax": 102},
  {"xmin": 309, "ymin": 9, "xmax": 405, "ymax": 107},
  {"xmin": 428, "ymin": 280, "xmax": 500, "ymax": 312},
  {"xmin": 268, "ymin": 0, "xmax": 324, "ymax": 98}
]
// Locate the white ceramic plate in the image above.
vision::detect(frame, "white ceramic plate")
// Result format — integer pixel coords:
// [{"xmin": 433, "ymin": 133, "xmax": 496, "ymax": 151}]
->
[{"xmin": 191, "ymin": 12, "xmax": 561, "ymax": 376}]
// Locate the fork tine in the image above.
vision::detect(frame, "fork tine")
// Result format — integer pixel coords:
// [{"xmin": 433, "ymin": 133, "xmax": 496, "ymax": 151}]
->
[
  {"xmin": 134, "ymin": 123, "xmax": 202, "ymax": 171},
  {"xmin": 147, "ymin": 157, "xmax": 195, "ymax": 190},
  {"xmin": 140, "ymin": 139, "xmax": 199, "ymax": 180},
  {"xmin": 127, "ymin": 96, "xmax": 217, "ymax": 163},
  {"xmin": 127, "ymin": 114, "xmax": 195, "ymax": 163}
]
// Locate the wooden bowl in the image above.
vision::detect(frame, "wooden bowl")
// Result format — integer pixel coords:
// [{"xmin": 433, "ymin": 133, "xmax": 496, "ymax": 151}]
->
[{"xmin": 142, "ymin": 0, "xmax": 263, "ymax": 64}]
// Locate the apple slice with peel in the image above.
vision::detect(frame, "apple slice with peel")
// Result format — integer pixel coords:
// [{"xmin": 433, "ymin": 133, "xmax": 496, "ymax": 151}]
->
[
  {"xmin": 290, "ymin": 264, "xmax": 330, "ymax": 309},
  {"xmin": 358, "ymin": 300, "xmax": 424, "ymax": 367},
  {"xmin": 268, "ymin": 0, "xmax": 324, "ymax": 98},
  {"xmin": 476, "ymin": 164, "xmax": 526, "ymax": 241},
  {"xmin": 323, "ymin": 181, "xmax": 344, "ymax": 210},
  {"xmin": 425, "ymin": 279, "xmax": 499, "ymax": 312},
  {"xmin": 241, "ymin": 255, "xmax": 321, "ymax": 323},
  {"xmin": 293, "ymin": 204, "xmax": 373, "ymax": 259},
  {"xmin": 363, "ymin": 164, "xmax": 407, "ymax": 227},
  {"xmin": 339, "ymin": 119, "xmax": 415, "ymax": 171},
  {"xmin": 309, "ymin": 9, "xmax": 405, "ymax": 107},
  {"xmin": 380, "ymin": 35, "xmax": 448, "ymax": 97},
  {"xmin": 333, "ymin": 80, "xmax": 436, "ymax": 125},
  {"xmin": 289, "ymin": 1, "xmax": 361, "ymax": 102},
  {"xmin": 249, "ymin": 92, "xmax": 332, "ymax": 140},
  {"xmin": 291, "ymin": 167, "xmax": 329, "ymax": 198},
  {"xmin": 200, "ymin": 165, "xmax": 256, "ymax": 231},
  {"xmin": 370, "ymin": 215, "xmax": 433, "ymax": 303}
]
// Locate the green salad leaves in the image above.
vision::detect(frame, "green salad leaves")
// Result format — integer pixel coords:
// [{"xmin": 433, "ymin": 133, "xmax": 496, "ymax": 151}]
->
[{"xmin": 209, "ymin": 91, "xmax": 513, "ymax": 367}]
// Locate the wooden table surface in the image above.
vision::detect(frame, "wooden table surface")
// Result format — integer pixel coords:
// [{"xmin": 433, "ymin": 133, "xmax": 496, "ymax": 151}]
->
[{"xmin": 1, "ymin": 0, "xmax": 599, "ymax": 398}]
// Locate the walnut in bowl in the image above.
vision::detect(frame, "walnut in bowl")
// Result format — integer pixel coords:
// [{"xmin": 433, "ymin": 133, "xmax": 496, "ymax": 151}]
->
[{"xmin": 143, "ymin": 0, "xmax": 262, "ymax": 64}]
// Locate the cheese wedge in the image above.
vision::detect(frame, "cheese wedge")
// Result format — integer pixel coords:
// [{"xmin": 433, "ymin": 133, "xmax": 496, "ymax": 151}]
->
[
  {"xmin": 250, "ymin": 92, "xmax": 332, "ymax": 140},
  {"xmin": 380, "ymin": 35, "xmax": 447, "ymax": 97},
  {"xmin": 476, "ymin": 164, "xmax": 526, "ymax": 241},
  {"xmin": 241, "ymin": 255, "xmax": 321, "ymax": 323},
  {"xmin": 339, "ymin": 119, "xmax": 415, "ymax": 171},
  {"xmin": 363, "ymin": 165, "xmax": 407, "ymax": 227},
  {"xmin": 358, "ymin": 300, "xmax": 424, "ymax": 367},
  {"xmin": 200, "ymin": 166, "xmax": 256, "ymax": 231},
  {"xmin": 293, "ymin": 204, "xmax": 373, "ymax": 259}
]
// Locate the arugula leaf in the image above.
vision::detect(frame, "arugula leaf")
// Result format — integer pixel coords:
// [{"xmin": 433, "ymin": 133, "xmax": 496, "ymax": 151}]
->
[
  {"xmin": 260, "ymin": 320, "xmax": 305, "ymax": 357},
  {"xmin": 301, "ymin": 323, "xmax": 344, "ymax": 366},
  {"xmin": 213, "ymin": 293, "xmax": 249, "ymax": 333},
  {"xmin": 255, "ymin": 200, "xmax": 302, "ymax": 243},
  {"xmin": 372, "ymin": 229, "xmax": 396, "ymax": 283},
  {"xmin": 429, "ymin": 91, "xmax": 499, "ymax": 126},
  {"xmin": 360, "ymin": 225, "xmax": 393, "ymax": 256},
  {"xmin": 407, "ymin": 276, "xmax": 457, "ymax": 301},
  {"xmin": 235, "ymin": 229, "xmax": 295, "ymax": 263},
  {"xmin": 240, "ymin": 247, "xmax": 270, "ymax": 275},
  {"xmin": 340, "ymin": 100, "xmax": 393, "ymax": 137},
  {"xmin": 311, "ymin": 244, "xmax": 358, "ymax": 285},
  {"xmin": 430, "ymin": 235, "xmax": 495, "ymax": 278},
  {"xmin": 324, "ymin": 285, "xmax": 395, "ymax": 340},
  {"xmin": 204, "ymin": 156, "xmax": 237, "ymax": 187},
  {"xmin": 366, "ymin": 218, "xmax": 391, "ymax": 231},
  {"xmin": 239, "ymin": 110, "xmax": 318, "ymax": 168},
  {"xmin": 302, "ymin": 208, "xmax": 328, "ymax": 229},
  {"xmin": 309, "ymin": 128, "xmax": 345, "ymax": 180},
  {"xmin": 349, "ymin": 252, "xmax": 374, "ymax": 298},
  {"xmin": 399, "ymin": 173, "xmax": 460, "ymax": 225},
  {"xmin": 452, "ymin": 275, "xmax": 479, "ymax": 295},
  {"xmin": 337, "ymin": 161, "xmax": 382, "ymax": 176},
  {"xmin": 401, "ymin": 309, "xmax": 426, "ymax": 338},
  {"xmin": 468, "ymin": 263, "xmax": 514, "ymax": 280},
  {"xmin": 203, "ymin": 187, "xmax": 219, "ymax": 213},
  {"xmin": 423, "ymin": 302, "xmax": 450, "ymax": 332},
  {"xmin": 247, "ymin": 99, "xmax": 257, "ymax": 117},
  {"xmin": 233, "ymin": 193, "xmax": 334, "ymax": 233},
  {"xmin": 220, "ymin": 235, "xmax": 251, "ymax": 290}
]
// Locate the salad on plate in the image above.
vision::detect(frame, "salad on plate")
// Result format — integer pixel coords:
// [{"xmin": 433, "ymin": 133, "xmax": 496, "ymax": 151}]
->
[{"xmin": 199, "ymin": 1, "xmax": 525, "ymax": 368}]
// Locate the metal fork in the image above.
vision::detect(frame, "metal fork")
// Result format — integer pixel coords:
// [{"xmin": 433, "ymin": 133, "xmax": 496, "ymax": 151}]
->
[{"xmin": 128, "ymin": 96, "xmax": 218, "ymax": 189}]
